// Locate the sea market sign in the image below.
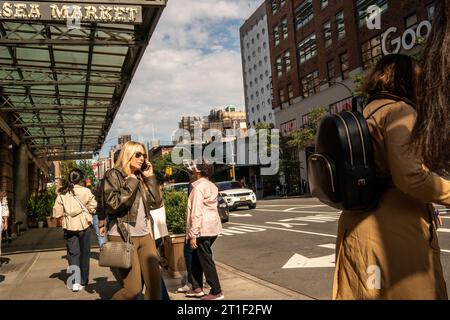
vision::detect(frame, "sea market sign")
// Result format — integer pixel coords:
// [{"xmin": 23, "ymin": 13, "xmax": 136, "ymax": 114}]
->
[{"xmin": 0, "ymin": 1, "xmax": 142, "ymax": 23}]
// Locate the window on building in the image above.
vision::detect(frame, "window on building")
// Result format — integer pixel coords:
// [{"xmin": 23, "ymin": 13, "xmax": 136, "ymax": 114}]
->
[
  {"xmin": 262, "ymin": 28, "xmax": 266, "ymax": 35},
  {"xmin": 259, "ymin": 61, "xmax": 262, "ymax": 67},
  {"xmin": 427, "ymin": 4, "xmax": 435, "ymax": 21},
  {"xmin": 258, "ymin": 47, "xmax": 261, "ymax": 53},
  {"xmin": 356, "ymin": 0, "xmax": 388, "ymax": 27},
  {"xmin": 340, "ymin": 52, "xmax": 350, "ymax": 80},
  {"xmin": 301, "ymin": 70, "xmax": 320, "ymax": 98},
  {"xmin": 257, "ymin": 33, "xmax": 260, "ymax": 40},
  {"xmin": 276, "ymin": 56, "xmax": 283, "ymax": 77},
  {"xmin": 260, "ymin": 74, "xmax": 263, "ymax": 80},
  {"xmin": 252, "ymin": 38, "xmax": 255, "ymax": 44},
  {"xmin": 297, "ymin": 33, "xmax": 317, "ymax": 64},
  {"xmin": 274, "ymin": 25, "xmax": 280, "ymax": 46},
  {"xmin": 327, "ymin": 60, "xmax": 335, "ymax": 84},
  {"xmin": 262, "ymin": 101, "xmax": 266, "ymax": 107},
  {"xmin": 284, "ymin": 50, "xmax": 291, "ymax": 72},
  {"xmin": 321, "ymin": 0, "xmax": 328, "ymax": 9},
  {"xmin": 279, "ymin": 88, "xmax": 286, "ymax": 103},
  {"xmin": 271, "ymin": 0, "xmax": 277, "ymax": 15},
  {"xmin": 323, "ymin": 21, "xmax": 332, "ymax": 47},
  {"xmin": 361, "ymin": 35, "xmax": 382, "ymax": 69},
  {"xmin": 269, "ymin": 113, "xmax": 273, "ymax": 119},
  {"xmin": 263, "ymin": 115, "xmax": 267, "ymax": 121},
  {"xmin": 249, "ymin": 68, "xmax": 252, "ymax": 75},
  {"xmin": 247, "ymin": 42, "xmax": 250, "ymax": 49},
  {"xmin": 253, "ymin": 64, "xmax": 257, "ymax": 71},
  {"xmin": 295, "ymin": 0, "xmax": 313, "ymax": 30},
  {"xmin": 252, "ymin": 107, "xmax": 255, "ymax": 113},
  {"xmin": 255, "ymin": 77, "xmax": 258, "ymax": 84},
  {"xmin": 282, "ymin": 17, "xmax": 288, "ymax": 39},
  {"xmin": 253, "ymin": 120, "xmax": 256, "ymax": 126},
  {"xmin": 336, "ymin": 11, "xmax": 346, "ymax": 40},
  {"xmin": 263, "ymin": 42, "xmax": 267, "ymax": 49},
  {"xmin": 251, "ymin": 94, "xmax": 254, "ymax": 100},
  {"xmin": 248, "ymin": 55, "xmax": 251, "ymax": 62},
  {"xmin": 405, "ymin": 13, "xmax": 418, "ymax": 29},
  {"xmin": 258, "ymin": 118, "xmax": 261, "ymax": 123},
  {"xmin": 288, "ymin": 84, "xmax": 294, "ymax": 100},
  {"xmin": 265, "ymin": 70, "xmax": 269, "ymax": 77},
  {"xmin": 264, "ymin": 56, "xmax": 268, "ymax": 63},
  {"xmin": 257, "ymin": 104, "xmax": 260, "ymax": 110},
  {"xmin": 250, "ymin": 81, "xmax": 253, "ymax": 87},
  {"xmin": 252, "ymin": 51, "xmax": 256, "ymax": 57}
]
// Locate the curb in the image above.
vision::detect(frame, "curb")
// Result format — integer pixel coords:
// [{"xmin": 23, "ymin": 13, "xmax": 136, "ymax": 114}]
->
[{"xmin": 215, "ymin": 261, "xmax": 315, "ymax": 300}]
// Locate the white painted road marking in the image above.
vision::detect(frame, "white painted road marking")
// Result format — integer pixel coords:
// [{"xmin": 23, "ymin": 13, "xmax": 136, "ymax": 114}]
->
[
  {"xmin": 318, "ymin": 244, "xmax": 336, "ymax": 250},
  {"xmin": 220, "ymin": 225, "xmax": 267, "ymax": 237},
  {"xmin": 255, "ymin": 209, "xmax": 342, "ymax": 214},
  {"xmin": 282, "ymin": 254, "xmax": 335, "ymax": 269},
  {"xmin": 226, "ymin": 222, "xmax": 337, "ymax": 238},
  {"xmin": 229, "ymin": 213, "xmax": 253, "ymax": 217}
]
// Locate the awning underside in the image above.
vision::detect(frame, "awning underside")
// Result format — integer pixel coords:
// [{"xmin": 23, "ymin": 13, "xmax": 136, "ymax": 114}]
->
[{"xmin": 0, "ymin": 2, "xmax": 164, "ymax": 161}]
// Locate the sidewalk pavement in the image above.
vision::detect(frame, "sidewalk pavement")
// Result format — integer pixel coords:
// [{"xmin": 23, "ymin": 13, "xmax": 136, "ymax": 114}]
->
[{"xmin": 0, "ymin": 228, "xmax": 313, "ymax": 300}]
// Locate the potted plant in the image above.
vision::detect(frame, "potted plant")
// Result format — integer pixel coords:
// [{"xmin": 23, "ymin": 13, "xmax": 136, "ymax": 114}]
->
[{"xmin": 162, "ymin": 189, "xmax": 188, "ymax": 278}]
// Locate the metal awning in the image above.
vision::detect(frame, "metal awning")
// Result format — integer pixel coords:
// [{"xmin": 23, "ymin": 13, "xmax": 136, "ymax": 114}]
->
[{"xmin": 0, "ymin": 0, "xmax": 166, "ymax": 160}]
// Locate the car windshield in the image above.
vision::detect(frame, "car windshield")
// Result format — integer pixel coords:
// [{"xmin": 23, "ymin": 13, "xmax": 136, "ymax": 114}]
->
[{"xmin": 216, "ymin": 181, "xmax": 242, "ymax": 191}]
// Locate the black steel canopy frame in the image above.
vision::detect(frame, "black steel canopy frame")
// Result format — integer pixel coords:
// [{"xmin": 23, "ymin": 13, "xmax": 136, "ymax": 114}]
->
[{"xmin": 0, "ymin": 0, "xmax": 166, "ymax": 161}]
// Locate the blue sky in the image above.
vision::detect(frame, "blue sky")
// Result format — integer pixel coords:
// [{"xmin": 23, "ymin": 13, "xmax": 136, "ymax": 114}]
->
[{"xmin": 99, "ymin": 0, "xmax": 262, "ymax": 157}]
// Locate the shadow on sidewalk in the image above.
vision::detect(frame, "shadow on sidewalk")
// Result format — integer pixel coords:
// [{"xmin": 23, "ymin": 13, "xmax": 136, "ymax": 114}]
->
[
  {"xmin": 49, "ymin": 269, "xmax": 120, "ymax": 300},
  {"xmin": 0, "ymin": 257, "xmax": 10, "ymax": 266},
  {"xmin": 0, "ymin": 275, "xmax": 5, "ymax": 283}
]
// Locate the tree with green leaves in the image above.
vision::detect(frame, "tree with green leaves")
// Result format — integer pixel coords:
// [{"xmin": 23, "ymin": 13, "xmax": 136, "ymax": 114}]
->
[
  {"xmin": 152, "ymin": 154, "xmax": 189, "ymax": 185},
  {"xmin": 60, "ymin": 160, "xmax": 78, "ymax": 186},
  {"xmin": 77, "ymin": 160, "xmax": 97, "ymax": 187}
]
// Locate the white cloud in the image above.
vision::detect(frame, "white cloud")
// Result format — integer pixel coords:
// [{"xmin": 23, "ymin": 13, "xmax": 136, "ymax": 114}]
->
[{"xmin": 101, "ymin": 0, "xmax": 263, "ymax": 155}]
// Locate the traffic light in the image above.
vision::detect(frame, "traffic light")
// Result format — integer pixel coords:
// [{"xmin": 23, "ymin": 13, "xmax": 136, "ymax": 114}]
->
[{"xmin": 229, "ymin": 168, "xmax": 234, "ymax": 178}]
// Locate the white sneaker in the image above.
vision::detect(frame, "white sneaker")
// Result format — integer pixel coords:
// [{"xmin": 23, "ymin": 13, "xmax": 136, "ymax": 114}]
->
[
  {"xmin": 177, "ymin": 283, "xmax": 192, "ymax": 293},
  {"xmin": 72, "ymin": 284, "xmax": 84, "ymax": 292}
]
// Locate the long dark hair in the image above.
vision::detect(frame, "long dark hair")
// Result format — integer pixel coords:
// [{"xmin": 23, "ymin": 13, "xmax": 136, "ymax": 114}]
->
[
  {"xmin": 58, "ymin": 168, "xmax": 84, "ymax": 195},
  {"xmin": 363, "ymin": 53, "xmax": 420, "ymax": 105},
  {"xmin": 410, "ymin": 0, "xmax": 450, "ymax": 175}
]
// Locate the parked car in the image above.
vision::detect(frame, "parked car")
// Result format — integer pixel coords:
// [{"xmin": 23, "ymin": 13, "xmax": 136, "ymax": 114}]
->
[
  {"xmin": 164, "ymin": 182, "xmax": 229, "ymax": 223},
  {"xmin": 215, "ymin": 181, "xmax": 257, "ymax": 211}
]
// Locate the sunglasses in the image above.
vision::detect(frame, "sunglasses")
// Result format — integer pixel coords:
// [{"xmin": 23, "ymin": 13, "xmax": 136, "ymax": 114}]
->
[{"xmin": 134, "ymin": 152, "xmax": 147, "ymax": 159}]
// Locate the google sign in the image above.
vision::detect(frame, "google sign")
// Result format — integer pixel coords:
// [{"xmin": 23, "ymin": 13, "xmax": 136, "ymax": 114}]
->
[{"xmin": 382, "ymin": 20, "xmax": 432, "ymax": 55}]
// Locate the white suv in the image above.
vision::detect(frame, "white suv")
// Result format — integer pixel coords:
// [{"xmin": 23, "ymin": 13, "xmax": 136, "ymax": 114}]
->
[{"xmin": 216, "ymin": 181, "xmax": 257, "ymax": 210}]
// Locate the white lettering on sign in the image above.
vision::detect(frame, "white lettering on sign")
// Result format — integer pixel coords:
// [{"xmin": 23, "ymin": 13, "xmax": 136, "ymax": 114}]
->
[{"xmin": 382, "ymin": 20, "xmax": 432, "ymax": 55}]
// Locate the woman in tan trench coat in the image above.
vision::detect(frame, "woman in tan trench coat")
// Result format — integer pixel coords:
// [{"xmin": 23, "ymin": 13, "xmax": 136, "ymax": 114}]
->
[{"xmin": 332, "ymin": 54, "xmax": 450, "ymax": 300}]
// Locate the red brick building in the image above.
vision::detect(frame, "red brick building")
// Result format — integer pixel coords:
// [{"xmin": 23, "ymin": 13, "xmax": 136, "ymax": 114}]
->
[{"xmin": 265, "ymin": 0, "xmax": 436, "ymax": 181}]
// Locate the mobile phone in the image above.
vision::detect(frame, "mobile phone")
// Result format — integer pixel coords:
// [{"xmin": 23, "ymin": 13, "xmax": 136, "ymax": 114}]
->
[{"xmin": 141, "ymin": 161, "xmax": 149, "ymax": 171}]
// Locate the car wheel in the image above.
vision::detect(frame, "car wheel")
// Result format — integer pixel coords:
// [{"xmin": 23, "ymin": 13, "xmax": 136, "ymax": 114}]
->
[
  {"xmin": 249, "ymin": 204, "xmax": 256, "ymax": 210},
  {"xmin": 221, "ymin": 208, "xmax": 229, "ymax": 223}
]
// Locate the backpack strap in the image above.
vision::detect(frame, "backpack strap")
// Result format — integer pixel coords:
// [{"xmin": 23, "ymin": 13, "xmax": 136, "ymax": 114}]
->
[{"xmin": 365, "ymin": 102, "xmax": 397, "ymax": 120}]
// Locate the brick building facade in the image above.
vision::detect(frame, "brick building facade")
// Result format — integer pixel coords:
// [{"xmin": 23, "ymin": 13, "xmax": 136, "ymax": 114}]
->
[{"xmin": 265, "ymin": 0, "xmax": 436, "ymax": 181}]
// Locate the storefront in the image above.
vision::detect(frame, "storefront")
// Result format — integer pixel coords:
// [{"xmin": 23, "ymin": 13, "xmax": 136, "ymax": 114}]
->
[{"xmin": 0, "ymin": 0, "xmax": 166, "ymax": 230}]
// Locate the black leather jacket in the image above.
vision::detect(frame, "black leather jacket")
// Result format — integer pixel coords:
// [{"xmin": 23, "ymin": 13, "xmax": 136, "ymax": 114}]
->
[{"xmin": 103, "ymin": 167, "xmax": 163, "ymax": 240}]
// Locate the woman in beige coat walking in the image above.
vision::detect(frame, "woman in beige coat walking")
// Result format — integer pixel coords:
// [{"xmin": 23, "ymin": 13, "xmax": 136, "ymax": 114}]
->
[
  {"xmin": 333, "ymin": 54, "xmax": 450, "ymax": 300},
  {"xmin": 53, "ymin": 169, "xmax": 97, "ymax": 292}
]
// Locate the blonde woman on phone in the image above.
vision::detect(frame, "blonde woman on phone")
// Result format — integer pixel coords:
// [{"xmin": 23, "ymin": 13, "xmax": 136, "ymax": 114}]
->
[{"xmin": 103, "ymin": 141, "xmax": 163, "ymax": 300}]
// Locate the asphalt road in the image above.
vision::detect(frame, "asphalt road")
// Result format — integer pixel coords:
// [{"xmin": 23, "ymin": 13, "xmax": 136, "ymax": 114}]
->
[{"xmin": 213, "ymin": 198, "xmax": 450, "ymax": 300}]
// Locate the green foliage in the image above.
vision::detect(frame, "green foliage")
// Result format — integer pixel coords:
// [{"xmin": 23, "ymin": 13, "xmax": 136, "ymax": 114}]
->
[
  {"xmin": 77, "ymin": 160, "xmax": 97, "ymax": 186},
  {"xmin": 284, "ymin": 107, "xmax": 328, "ymax": 150},
  {"xmin": 163, "ymin": 190, "xmax": 188, "ymax": 235},
  {"xmin": 60, "ymin": 160, "xmax": 78, "ymax": 186},
  {"xmin": 152, "ymin": 154, "xmax": 189, "ymax": 184},
  {"xmin": 28, "ymin": 188, "xmax": 56, "ymax": 221}
]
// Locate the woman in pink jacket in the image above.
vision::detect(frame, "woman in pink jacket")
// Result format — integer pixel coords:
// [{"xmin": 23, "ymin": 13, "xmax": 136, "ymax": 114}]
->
[{"xmin": 184, "ymin": 162, "xmax": 224, "ymax": 300}]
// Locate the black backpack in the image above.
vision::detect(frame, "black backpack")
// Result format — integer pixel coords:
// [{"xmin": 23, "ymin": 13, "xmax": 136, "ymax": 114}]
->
[{"xmin": 307, "ymin": 93, "xmax": 408, "ymax": 211}]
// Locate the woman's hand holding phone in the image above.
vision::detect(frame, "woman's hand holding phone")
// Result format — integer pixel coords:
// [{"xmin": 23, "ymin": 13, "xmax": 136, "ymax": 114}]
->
[{"xmin": 141, "ymin": 160, "xmax": 154, "ymax": 177}]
